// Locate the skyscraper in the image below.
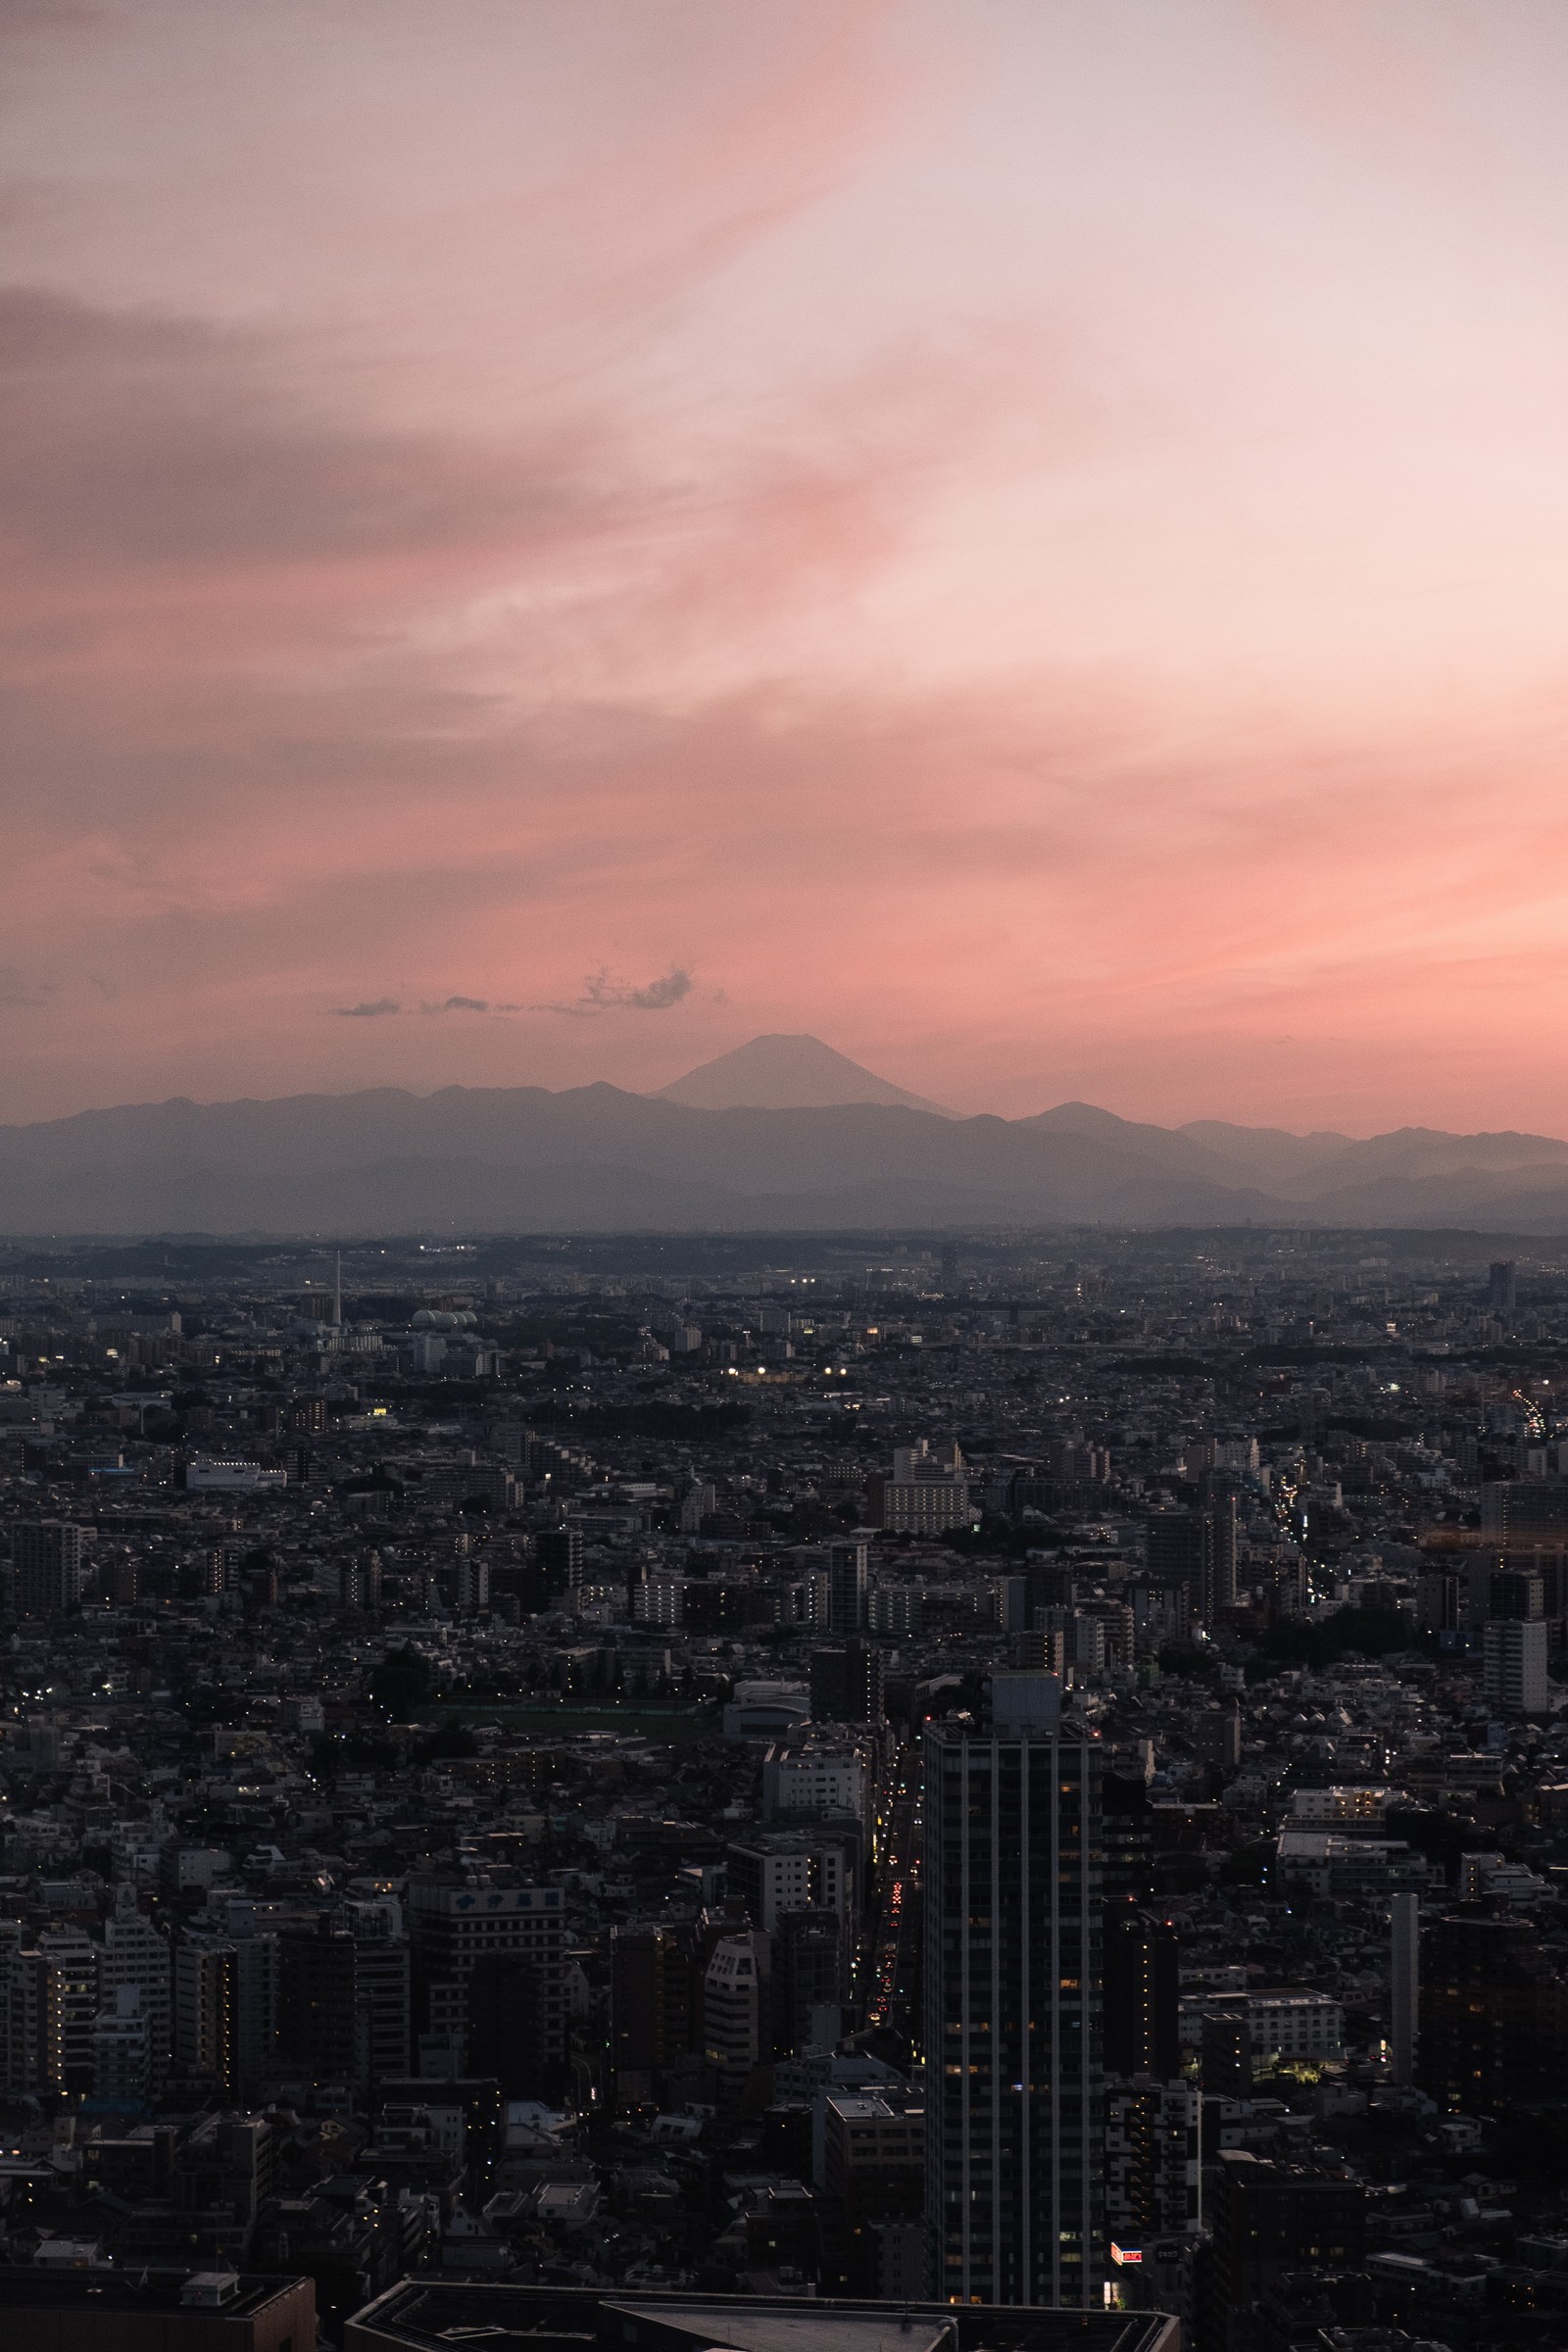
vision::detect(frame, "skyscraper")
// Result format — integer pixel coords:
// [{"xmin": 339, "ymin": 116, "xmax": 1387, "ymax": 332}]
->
[{"xmin": 923, "ymin": 1674, "xmax": 1102, "ymax": 2307}]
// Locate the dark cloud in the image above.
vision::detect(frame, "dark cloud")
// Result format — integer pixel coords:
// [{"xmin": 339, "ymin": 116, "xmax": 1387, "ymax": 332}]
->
[
  {"xmin": 0, "ymin": 964, "xmax": 53, "ymax": 1006},
  {"xmin": 538, "ymin": 965, "xmax": 694, "ymax": 1016},
  {"xmin": 331, "ymin": 993, "xmax": 509, "ymax": 1018},
  {"xmin": 0, "ymin": 287, "xmax": 602, "ymax": 566}
]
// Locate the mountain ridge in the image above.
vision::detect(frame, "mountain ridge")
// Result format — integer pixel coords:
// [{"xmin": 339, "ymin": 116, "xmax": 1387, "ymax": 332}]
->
[{"xmin": 1, "ymin": 1062, "xmax": 1567, "ymax": 1233}]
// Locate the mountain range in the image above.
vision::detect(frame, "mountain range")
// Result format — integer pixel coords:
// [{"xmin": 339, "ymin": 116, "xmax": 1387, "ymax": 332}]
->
[{"xmin": 3, "ymin": 1034, "xmax": 1568, "ymax": 1235}]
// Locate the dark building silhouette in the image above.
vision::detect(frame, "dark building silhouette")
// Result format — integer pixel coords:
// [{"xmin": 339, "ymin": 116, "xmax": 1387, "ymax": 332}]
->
[
  {"xmin": 1205, "ymin": 2151, "xmax": 1366, "ymax": 2352},
  {"xmin": 14, "ymin": 1520, "xmax": 86, "ymax": 1616},
  {"xmin": 1102, "ymin": 1773, "xmax": 1156, "ymax": 1904},
  {"xmin": 826, "ymin": 1540, "xmax": 869, "ymax": 1636},
  {"xmin": 809, "ymin": 1640, "xmax": 884, "ymax": 1726},
  {"xmin": 1419, "ymin": 1906, "xmax": 1568, "ymax": 2114},
  {"xmin": 611, "ymin": 1924, "xmax": 699, "ymax": 2105},
  {"xmin": 467, "ymin": 1950, "xmax": 567, "ymax": 2101},
  {"xmin": 1145, "ymin": 1498, "xmax": 1236, "ymax": 1627},
  {"xmin": 276, "ymin": 1922, "xmax": 358, "ymax": 2085},
  {"xmin": 1103, "ymin": 1901, "xmax": 1179, "ymax": 2081}
]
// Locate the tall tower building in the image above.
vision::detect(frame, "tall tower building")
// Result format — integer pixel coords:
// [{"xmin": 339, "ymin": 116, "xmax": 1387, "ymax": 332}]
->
[
  {"xmin": 1390, "ymin": 1892, "xmax": 1418, "ymax": 2087},
  {"xmin": 923, "ymin": 1674, "xmax": 1102, "ymax": 2307},
  {"xmin": 826, "ymin": 1541, "xmax": 869, "ymax": 1637},
  {"xmin": 1102, "ymin": 1901, "xmax": 1179, "ymax": 2081}
]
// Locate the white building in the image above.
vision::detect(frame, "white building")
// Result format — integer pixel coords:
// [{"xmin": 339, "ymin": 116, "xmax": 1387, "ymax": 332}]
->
[{"xmin": 1484, "ymin": 1618, "xmax": 1549, "ymax": 1716}]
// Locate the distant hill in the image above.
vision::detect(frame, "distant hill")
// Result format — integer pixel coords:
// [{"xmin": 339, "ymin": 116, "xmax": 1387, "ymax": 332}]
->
[
  {"xmin": 656, "ymin": 1033, "xmax": 951, "ymax": 1114},
  {"xmin": 1, "ymin": 1068, "xmax": 1566, "ymax": 1234}
]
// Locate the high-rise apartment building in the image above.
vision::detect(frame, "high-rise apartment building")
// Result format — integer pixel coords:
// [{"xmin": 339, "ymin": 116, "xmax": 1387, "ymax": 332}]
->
[
  {"xmin": 611, "ymin": 1924, "xmax": 699, "ymax": 2107},
  {"xmin": 99, "ymin": 1887, "xmax": 171, "ymax": 2087},
  {"xmin": 13, "ymin": 1521, "xmax": 86, "ymax": 1616},
  {"xmin": 1104, "ymin": 2078, "xmax": 1201, "ymax": 2246},
  {"xmin": 1419, "ymin": 1907, "xmax": 1568, "ymax": 2113},
  {"xmin": 277, "ymin": 1922, "xmax": 360, "ymax": 2085},
  {"xmin": 923, "ymin": 1674, "xmax": 1102, "ymax": 2307},
  {"xmin": 1483, "ymin": 1617, "xmax": 1549, "ymax": 1716},
  {"xmin": 3, "ymin": 1931, "xmax": 99, "ymax": 2094},
  {"xmin": 826, "ymin": 1541, "xmax": 869, "ymax": 1636},
  {"xmin": 1391, "ymin": 1892, "xmax": 1419, "ymax": 2087},
  {"xmin": 809, "ymin": 1641, "xmax": 884, "ymax": 1727},
  {"xmin": 1102, "ymin": 1902, "xmax": 1179, "ymax": 2082},
  {"xmin": 1205, "ymin": 2151, "xmax": 1366, "ymax": 2352},
  {"xmin": 1144, "ymin": 1500, "xmax": 1236, "ymax": 1628},
  {"xmin": 173, "ymin": 1936, "xmax": 237, "ymax": 2090}
]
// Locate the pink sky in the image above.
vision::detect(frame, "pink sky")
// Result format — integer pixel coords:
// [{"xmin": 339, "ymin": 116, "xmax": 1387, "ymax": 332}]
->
[{"xmin": 5, "ymin": 0, "xmax": 1568, "ymax": 1133}]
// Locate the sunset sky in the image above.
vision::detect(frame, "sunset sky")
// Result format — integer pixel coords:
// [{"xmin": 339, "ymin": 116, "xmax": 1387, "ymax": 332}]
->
[{"xmin": 5, "ymin": 0, "xmax": 1568, "ymax": 1133}]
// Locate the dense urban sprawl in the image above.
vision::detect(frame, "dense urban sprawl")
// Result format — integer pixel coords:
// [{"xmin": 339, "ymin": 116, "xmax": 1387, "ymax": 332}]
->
[{"xmin": 2, "ymin": 1227, "xmax": 1568, "ymax": 2351}]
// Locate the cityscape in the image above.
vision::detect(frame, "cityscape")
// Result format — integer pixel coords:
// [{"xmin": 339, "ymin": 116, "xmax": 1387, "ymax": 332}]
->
[
  {"xmin": 1, "ymin": 1220, "xmax": 1568, "ymax": 2350},
  {"xmin": 7, "ymin": 4, "xmax": 1568, "ymax": 2350}
]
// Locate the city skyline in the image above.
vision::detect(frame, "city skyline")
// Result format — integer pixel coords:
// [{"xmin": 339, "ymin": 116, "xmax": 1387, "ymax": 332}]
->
[{"xmin": 5, "ymin": 3, "xmax": 1568, "ymax": 1131}]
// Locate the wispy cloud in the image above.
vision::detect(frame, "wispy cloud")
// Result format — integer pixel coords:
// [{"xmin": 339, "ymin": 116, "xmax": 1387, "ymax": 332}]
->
[
  {"xmin": 0, "ymin": 965, "xmax": 54, "ymax": 1007},
  {"xmin": 538, "ymin": 967, "xmax": 695, "ymax": 1018}
]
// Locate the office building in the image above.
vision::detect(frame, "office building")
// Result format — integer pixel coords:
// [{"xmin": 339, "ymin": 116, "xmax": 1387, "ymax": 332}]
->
[
  {"xmin": 923, "ymin": 1675, "xmax": 1102, "ymax": 2307},
  {"xmin": 703, "ymin": 1930, "xmax": 772, "ymax": 2082},
  {"xmin": 728, "ymin": 1833, "xmax": 851, "ymax": 1934},
  {"xmin": 407, "ymin": 1881, "xmax": 566, "ymax": 2078}
]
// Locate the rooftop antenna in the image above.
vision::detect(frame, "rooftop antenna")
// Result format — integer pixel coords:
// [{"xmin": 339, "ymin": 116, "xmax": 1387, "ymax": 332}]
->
[{"xmin": 332, "ymin": 1250, "xmax": 342, "ymax": 1329}]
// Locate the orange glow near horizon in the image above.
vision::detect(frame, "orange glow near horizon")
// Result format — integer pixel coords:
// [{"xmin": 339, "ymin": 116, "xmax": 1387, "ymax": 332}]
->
[{"xmin": 4, "ymin": 1, "xmax": 1568, "ymax": 1135}]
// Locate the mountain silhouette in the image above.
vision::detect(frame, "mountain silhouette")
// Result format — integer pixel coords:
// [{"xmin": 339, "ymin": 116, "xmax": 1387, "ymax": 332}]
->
[{"xmin": 655, "ymin": 1033, "xmax": 952, "ymax": 1114}]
